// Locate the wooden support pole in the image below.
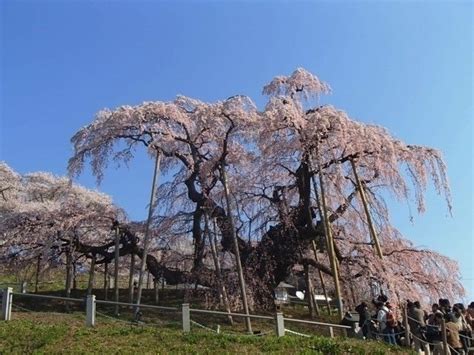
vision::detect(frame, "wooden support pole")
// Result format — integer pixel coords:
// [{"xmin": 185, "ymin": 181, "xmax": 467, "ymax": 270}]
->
[
  {"xmin": 316, "ymin": 155, "xmax": 344, "ymax": 320},
  {"xmin": 114, "ymin": 224, "xmax": 120, "ymax": 315},
  {"xmin": 135, "ymin": 151, "xmax": 162, "ymax": 315},
  {"xmin": 311, "ymin": 241, "xmax": 332, "ymax": 315},
  {"xmin": 221, "ymin": 164, "xmax": 252, "ymax": 334},
  {"xmin": 207, "ymin": 215, "xmax": 233, "ymax": 325},
  {"xmin": 350, "ymin": 159, "xmax": 383, "ymax": 259},
  {"xmin": 310, "ymin": 177, "xmax": 332, "ymax": 316}
]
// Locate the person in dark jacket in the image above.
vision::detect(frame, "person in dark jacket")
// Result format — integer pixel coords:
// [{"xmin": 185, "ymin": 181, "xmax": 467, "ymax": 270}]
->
[{"xmin": 356, "ymin": 302, "xmax": 372, "ymax": 339}]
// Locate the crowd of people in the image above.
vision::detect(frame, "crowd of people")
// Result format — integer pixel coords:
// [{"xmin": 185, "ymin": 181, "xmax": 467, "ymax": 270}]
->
[{"xmin": 355, "ymin": 296, "xmax": 474, "ymax": 354}]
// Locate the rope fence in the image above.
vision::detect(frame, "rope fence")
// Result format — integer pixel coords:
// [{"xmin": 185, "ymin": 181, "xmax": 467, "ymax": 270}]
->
[
  {"xmin": 285, "ymin": 328, "xmax": 311, "ymax": 337},
  {"xmin": 404, "ymin": 308, "xmax": 474, "ymax": 355},
  {"xmin": 3, "ymin": 288, "xmax": 473, "ymax": 354},
  {"xmin": 1, "ymin": 288, "xmax": 347, "ymax": 340},
  {"xmin": 190, "ymin": 319, "xmax": 218, "ymax": 333}
]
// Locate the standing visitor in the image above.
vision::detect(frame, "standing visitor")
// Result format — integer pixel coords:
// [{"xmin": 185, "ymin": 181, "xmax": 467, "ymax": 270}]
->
[
  {"xmin": 466, "ymin": 302, "xmax": 474, "ymax": 328},
  {"xmin": 445, "ymin": 316, "xmax": 464, "ymax": 355},
  {"xmin": 356, "ymin": 302, "xmax": 372, "ymax": 339},
  {"xmin": 376, "ymin": 301, "xmax": 396, "ymax": 345},
  {"xmin": 452, "ymin": 304, "xmax": 472, "ymax": 353},
  {"xmin": 408, "ymin": 301, "xmax": 430, "ymax": 355}
]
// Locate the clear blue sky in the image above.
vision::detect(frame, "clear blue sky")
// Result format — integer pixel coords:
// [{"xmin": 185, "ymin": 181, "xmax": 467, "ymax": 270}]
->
[{"xmin": 1, "ymin": 1, "xmax": 472, "ymax": 300}]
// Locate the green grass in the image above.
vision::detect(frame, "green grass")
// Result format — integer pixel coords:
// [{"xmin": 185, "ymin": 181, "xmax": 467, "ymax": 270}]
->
[{"xmin": 0, "ymin": 312, "xmax": 413, "ymax": 354}]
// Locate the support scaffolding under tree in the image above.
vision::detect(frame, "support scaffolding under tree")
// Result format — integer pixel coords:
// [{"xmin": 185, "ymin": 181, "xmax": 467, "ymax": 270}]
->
[
  {"xmin": 313, "ymin": 148, "xmax": 344, "ymax": 320},
  {"xmin": 350, "ymin": 158, "xmax": 384, "ymax": 259},
  {"xmin": 221, "ymin": 163, "xmax": 252, "ymax": 333},
  {"xmin": 135, "ymin": 151, "xmax": 162, "ymax": 315}
]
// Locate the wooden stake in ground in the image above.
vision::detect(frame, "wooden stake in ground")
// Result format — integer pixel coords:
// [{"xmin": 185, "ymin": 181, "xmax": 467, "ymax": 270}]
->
[
  {"xmin": 315, "ymin": 152, "xmax": 344, "ymax": 320},
  {"xmin": 350, "ymin": 159, "xmax": 383, "ymax": 259},
  {"xmin": 135, "ymin": 151, "xmax": 162, "ymax": 315},
  {"xmin": 221, "ymin": 163, "xmax": 252, "ymax": 333},
  {"xmin": 114, "ymin": 224, "xmax": 120, "ymax": 315}
]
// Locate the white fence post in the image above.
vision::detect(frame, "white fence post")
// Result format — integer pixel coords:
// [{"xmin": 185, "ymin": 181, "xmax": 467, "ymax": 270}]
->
[
  {"xmin": 1, "ymin": 288, "xmax": 13, "ymax": 321},
  {"xmin": 329, "ymin": 326, "xmax": 334, "ymax": 338},
  {"xmin": 275, "ymin": 312, "xmax": 285, "ymax": 337},
  {"xmin": 86, "ymin": 294, "xmax": 96, "ymax": 327},
  {"xmin": 182, "ymin": 303, "xmax": 190, "ymax": 333}
]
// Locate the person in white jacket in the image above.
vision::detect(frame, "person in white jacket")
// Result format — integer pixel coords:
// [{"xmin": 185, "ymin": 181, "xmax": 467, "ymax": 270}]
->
[{"xmin": 376, "ymin": 301, "xmax": 396, "ymax": 345}]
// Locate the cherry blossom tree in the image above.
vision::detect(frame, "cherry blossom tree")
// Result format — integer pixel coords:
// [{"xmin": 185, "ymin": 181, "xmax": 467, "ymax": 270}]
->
[
  {"xmin": 0, "ymin": 162, "xmax": 122, "ymax": 294},
  {"xmin": 67, "ymin": 68, "xmax": 464, "ymax": 310}
]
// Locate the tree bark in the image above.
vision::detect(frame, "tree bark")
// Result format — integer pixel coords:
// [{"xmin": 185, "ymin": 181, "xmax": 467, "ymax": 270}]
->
[
  {"xmin": 304, "ymin": 263, "xmax": 318, "ymax": 318},
  {"xmin": 34, "ymin": 255, "xmax": 41, "ymax": 293},
  {"xmin": 87, "ymin": 254, "xmax": 96, "ymax": 295},
  {"xmin": 65, "ymin": 248, "xmax": 72, "ymax": 298},
  {"xmin": 104, "ymin": 261, "xmax": 109, "ymax": 300},
  {"xmin": 154, "ymin": 277, "xmax": 159, "ymax": 304},
  {"xmin": 72, "ymin": 259, "xmax": 77, "ymax": 291},
  {"xmin": 128, "ymin": 253, "xmax": 135, "ymax": 303}
]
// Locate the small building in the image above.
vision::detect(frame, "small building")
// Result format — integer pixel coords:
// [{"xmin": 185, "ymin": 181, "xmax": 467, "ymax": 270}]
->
[{"xmin": 274, "ymin": 281, "xmax": 295, "ymax": 304}]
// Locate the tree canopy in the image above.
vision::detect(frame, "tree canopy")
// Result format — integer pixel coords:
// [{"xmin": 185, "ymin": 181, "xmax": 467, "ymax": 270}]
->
[{"xmin": 1, "ymin": 68, "xmax": 463, "ymax": 309}]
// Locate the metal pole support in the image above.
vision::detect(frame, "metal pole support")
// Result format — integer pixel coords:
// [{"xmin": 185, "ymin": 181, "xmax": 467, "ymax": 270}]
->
[
  {"xmin": 1, "ymin": 288, "xmax": 12, "ymax": 321},
  {"xmin": 182, "ymin": 303, "xmax": 190, "ymax": 333},
  {"xmin": 86, "ymin": 294, "xmax": 96, "ymax": 327},
  {"xmin": 275, "ymin": 312, "xmax": 285, "ymax": 337}
]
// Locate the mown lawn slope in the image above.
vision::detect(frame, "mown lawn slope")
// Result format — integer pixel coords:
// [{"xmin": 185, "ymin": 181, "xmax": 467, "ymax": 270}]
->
[{"xmin": 0, "ymin": 312, "xmax": 413, "ymax": 354}]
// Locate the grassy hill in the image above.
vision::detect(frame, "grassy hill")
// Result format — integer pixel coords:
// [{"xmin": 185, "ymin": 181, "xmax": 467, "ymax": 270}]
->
[
  {"xmin": 0, "ymin": 312, "xmax": 413, "ymax": 354},
  {"xmin": 0, "ymin": 273, "xmax": 414, "ymax": 354}
]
